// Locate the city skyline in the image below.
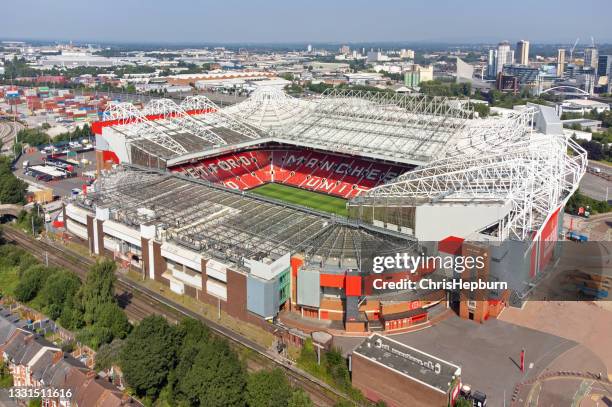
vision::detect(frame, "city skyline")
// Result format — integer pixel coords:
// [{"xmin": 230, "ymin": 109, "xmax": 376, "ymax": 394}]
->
[{"xmin": 1, "ymin": 0, "xmax": 611, "ymax": 44}]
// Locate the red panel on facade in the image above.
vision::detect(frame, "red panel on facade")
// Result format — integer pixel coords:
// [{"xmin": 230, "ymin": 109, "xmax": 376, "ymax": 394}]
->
[
  {"xmin": 538, "ymin": 207, "xmax": 560, "ymax": 273},
  {"xmin": 530, "ymin": 239, "xmax": 539, "ymax": 278},
  {"xmin": 320, "ymin": 273, "xmax": 345, "ymax": 288},
  {"xmin": 290, "ymin": 256, "xmax": 304, "ymax": 277},
  {"xmin": 102, "ymin": 150, "xmax": 120, "ymax": 164},
  {"xmin": 345, "ymin": 275, "xmax": 362, "ymax": 296},
  {"xmin": 438, "ymin": 236, "xmax": 464, "ymax": 256}
]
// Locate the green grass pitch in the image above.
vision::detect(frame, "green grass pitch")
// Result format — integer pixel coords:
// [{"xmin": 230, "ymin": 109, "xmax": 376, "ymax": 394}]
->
[{"xmin": 250, "ymin": 183, "xmax": 348, "ymax": 216}]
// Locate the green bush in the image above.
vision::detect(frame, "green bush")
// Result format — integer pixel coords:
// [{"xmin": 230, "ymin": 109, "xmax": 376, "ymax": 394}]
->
[{"xmin": 14, "ymin": 264, "xmax": 48, "ymax": 302}]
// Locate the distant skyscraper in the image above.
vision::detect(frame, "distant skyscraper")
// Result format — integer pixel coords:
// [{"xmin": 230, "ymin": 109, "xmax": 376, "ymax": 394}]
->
[
  {"xmin": 557, "ymin": 49, "xmax": 566, "ymax": 77},
  {"xmin": 584, "ymin": 47, "xmax": 598, "ymax": 70},
  {"xmin": 487, "ymin": 49, "xmax": 496, "ymax": 78},
  {"xmin": 597, "ymin": 55, "xmax": 612, "ymax": 77},
  {"xmin": 340, "ymin": 45, "xmax": 350, "ymax": 54},
  {"xmin": 307, "ymin": 44, "xmax": 312, "ymax": 53},
  {"xmin": 495, "ymin": 41, "xmax": 514, "ymax": 75},
  {"xmin": 517, "ymin": 40, "xmax": 529, "ymax": 65}
]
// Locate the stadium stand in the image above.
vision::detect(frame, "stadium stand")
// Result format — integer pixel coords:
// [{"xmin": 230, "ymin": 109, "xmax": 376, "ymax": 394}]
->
[{"xmin": 171, "ymin": 147, "xmax": 411, "ymax": 198}]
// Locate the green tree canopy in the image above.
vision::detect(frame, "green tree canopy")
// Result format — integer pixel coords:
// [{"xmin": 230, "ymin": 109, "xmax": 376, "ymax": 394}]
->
[
  {"xmin": 95, "ymin": 339, "xmax": 125, "ymax": 371},
  {"xmin": 120, "ymin": 316, "xmax": 177, "ymax": 399},
  {"xmin": 247, "ymin": 368, "xmax": 292, "ymax": 407},
  {"xmin": 95, "ymin": 302, "xmax": 131, "ymax": 340},
  {"xmin": 79, "ymin": 259, "xmax": 117, "ymax": 325},
  {"xmin": 39, "ymin": 269, "xmax": 81, "ymax": 320},
  {"xmin": 0, "ymin": 176, "xmax": 27, "ymax": 205},
  {"xmin": 14, "ymin": 264, "xmax": 48, "ymax": 302},
  {"xmin": 179, "ymin": 338, "xmax": 246, "ymax": 407}
]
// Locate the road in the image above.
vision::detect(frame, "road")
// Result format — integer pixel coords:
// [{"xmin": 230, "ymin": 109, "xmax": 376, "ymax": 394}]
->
[
  {"xmin": 0, "ymin": 390, "xmax": 18, "ymax": 407},
  {"xmin": 580, "ymin": 172, "xmax": 610, "ymax": 201},
  {"xmin": 3, "ymin": 227, "xmax": 346, "ymax": 407}
]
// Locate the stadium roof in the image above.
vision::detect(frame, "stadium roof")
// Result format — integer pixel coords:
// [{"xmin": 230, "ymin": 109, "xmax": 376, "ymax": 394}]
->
[
  {"xmin": 103, "ymin": 96, "xmax": 263, "ymax": 161},
  {"xmin": 78, "ymin": 168, "xmax": 414, "ymax": 270},
  {"xmin": 362, "ymin": 126, "xmax": 587, "ymax": 241},
  {"xmin": 98, "ymin": 91, "xmax": 586, "ymax": 242},
  {"xmin": 101, "ymin": 88, "xmax": 509, "ymax": 166},
  {"xmin": 223, "ymin": 86, "xmax": 314, "ymax": 131}
]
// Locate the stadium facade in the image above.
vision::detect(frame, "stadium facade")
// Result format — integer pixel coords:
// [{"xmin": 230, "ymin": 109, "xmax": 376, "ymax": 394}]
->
[{"xmin": 64, "ymin": 88, "xmax": 586, "ymax": 332}]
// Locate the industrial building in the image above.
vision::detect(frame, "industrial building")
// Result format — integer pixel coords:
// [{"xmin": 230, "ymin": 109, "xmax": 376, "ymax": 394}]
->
[
  {"xmin": 64, "ymin": 87, "xmax": 586, "ymax": 332},
  {"xmin": 351, "ymin": 334, "xmax": 462, "ymax": 407}
]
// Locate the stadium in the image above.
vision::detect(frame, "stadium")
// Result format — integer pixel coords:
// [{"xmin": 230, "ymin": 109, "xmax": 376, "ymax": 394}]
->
[{"xmin": 64, "ymin": 87, "xmax": 587, "ymax": 333}]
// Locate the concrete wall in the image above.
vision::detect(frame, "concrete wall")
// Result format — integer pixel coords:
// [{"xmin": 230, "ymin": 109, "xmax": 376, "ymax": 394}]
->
[
  {"xmin": 297, "ymin": 269, "xmax": 320, "ymax": 308},
  {"xmin": 415, "ymin": 202, "xmax": 511, "ymax": 241},
  {"xmin": 352, "ymin": 353, "xmax": 448, "ymax": 407},
  {"xmin": 246, "ymin": 275, "xmax": 277, "ymax": 319}
]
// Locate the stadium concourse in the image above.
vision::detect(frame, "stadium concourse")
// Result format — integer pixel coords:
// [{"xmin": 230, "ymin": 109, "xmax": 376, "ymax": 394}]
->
[{"xmin": 62, "ymin": 87, "xmax": 587, "ymax": 335}]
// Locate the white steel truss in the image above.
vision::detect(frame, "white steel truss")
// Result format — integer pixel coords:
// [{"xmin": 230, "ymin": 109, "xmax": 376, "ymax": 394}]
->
[
  {"xmin": 104, "ymin": 102, "xmax": 189, "ymax": 155},
  {"xmin": 282, "ymin": 89, "xmax": 472, "ymax": 164},
  {"xmin": 103, "ymin": 96, "xmax": 260, "ymax": 159},
  {"xmin": 143, "ymin": 99, "xmax": 226, "ymax": 145},
  {"xmin": 364, "ymin": 132, "xmax": 587, "ymax": 241},
  {"xmin": 223, "ymin": 86, "xmax": 314, "ymax": 131},
  {"xmin": 445, "ymin": 108, "xmax": 536, "ymax": 157},
  {"xmin": 180, "ymin": 95, "xmax": 261, "ymax": 139}
]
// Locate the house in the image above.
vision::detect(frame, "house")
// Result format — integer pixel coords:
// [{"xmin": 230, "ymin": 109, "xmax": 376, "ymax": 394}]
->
[{"xmin": 0, "ymin": 307, "xmax": 141, "ymax": 407}]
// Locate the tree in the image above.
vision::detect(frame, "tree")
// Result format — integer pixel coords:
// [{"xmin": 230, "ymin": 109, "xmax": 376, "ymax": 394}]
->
[
  {"xmin": 288, "ymin": 390, "xmax": 314, "ymax": 407},
  {"xmin": 281, "ymin": 73, "xmax": 295, "ymax": 81},
  {"xmin": 472, "ymin": 103, "xmax": 490, "ymax": 118},
  {"xmin": 247, "ymin": 368, "xmax": 292, "ymax": 407},
  {"xmin": 120, "ymin": 316, "xmax": 177, "ymax": 399},
  {"xmin": 95, "ymin": 339, "xmax": 124, "ymax": 371},
  {"xmin": 0, "ymin": 176, "xmax": 27, "ymax": 204},
  {"xmin": 39, "ymin": 270, "xmax": 81, "ymax": 320},
  {"xmin": 0, "ymin": 361, "xmax": 13, "ymax": 388},
  {"xmin": 179, "ymin": 338, "xmax": 246, "ymax": 407},
  {"xmin": 96, "ymin": 302, "xmax": 131, "ymax": 340},
  {"xmin": 325, "ymin": 347, "xmax": 351, "ymax": 390},
  {"xmin": 168, "ymin": 318, "xmax": 212, "ymax": 403},
  {"xmin": 77, "ymin": 325, "xmax": 113, "ymax": 350},
  {"xmin": 80, "ymin": 259, "xmax": 117, "ymax": 325},
  {"xmin": 14, "ymin": 265, "xmax": 47, "ymax": 302}
]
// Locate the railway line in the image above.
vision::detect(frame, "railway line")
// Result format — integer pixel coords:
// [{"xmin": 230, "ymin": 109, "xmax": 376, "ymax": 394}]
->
[
  {"xmin": 0, "ymin": 120, "xmax": 24, "ymax": 152},
  {"xmin": 2, "ymin": 227, "xmax": 346, "ymax": 407}
]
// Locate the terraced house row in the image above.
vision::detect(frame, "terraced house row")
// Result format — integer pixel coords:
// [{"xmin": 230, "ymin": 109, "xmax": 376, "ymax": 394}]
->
[{"xmin": 0, "ymin": 307, "xmax": 141, "ymax": 407}]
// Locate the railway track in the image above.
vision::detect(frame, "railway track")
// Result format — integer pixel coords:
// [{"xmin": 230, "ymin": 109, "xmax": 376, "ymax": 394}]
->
[
  {"xmin": 3, "ymin": 227, "xmax": 346, "ymax": 407},
  {"xmin": 0, "ymin": 121, "xmax": 24, "ymax": 152}
]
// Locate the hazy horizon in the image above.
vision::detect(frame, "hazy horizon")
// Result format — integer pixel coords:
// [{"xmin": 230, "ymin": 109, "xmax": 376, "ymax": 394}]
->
[{"xmin": 2, "ymin": 0, "xmax": 611, "ymax": 45}]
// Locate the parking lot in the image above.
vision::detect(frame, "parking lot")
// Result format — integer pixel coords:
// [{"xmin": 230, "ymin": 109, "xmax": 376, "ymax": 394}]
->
[
  {"xmin": 14, "ymin": 147, "xmax": 97, "ymax": 198},
  {"xmin": 333, "ymin": 315, "xmax": 596, "ymax": 406}
]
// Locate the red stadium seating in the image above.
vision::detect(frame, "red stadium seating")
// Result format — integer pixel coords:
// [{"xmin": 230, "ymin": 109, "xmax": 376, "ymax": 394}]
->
[{"xmin": 170, "ymin": 147, "xmax": 410, "ymax": 199}]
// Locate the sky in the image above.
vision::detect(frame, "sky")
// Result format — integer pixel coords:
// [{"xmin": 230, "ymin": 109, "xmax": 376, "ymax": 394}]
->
[{"xmin": 2, "ymin": 0, "xmax": 611, "ymax": 45}]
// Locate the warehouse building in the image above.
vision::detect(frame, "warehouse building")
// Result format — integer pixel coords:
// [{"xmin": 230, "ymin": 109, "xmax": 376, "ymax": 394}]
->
[{"xmin": 351, "ymin": 334, "xmax": 462, "ymax": 407}]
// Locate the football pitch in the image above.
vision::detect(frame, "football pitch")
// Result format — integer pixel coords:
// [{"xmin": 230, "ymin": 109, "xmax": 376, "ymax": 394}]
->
[{"xmin": 250, "ymin": 183, "xmax": 348, "ymax": 216}]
